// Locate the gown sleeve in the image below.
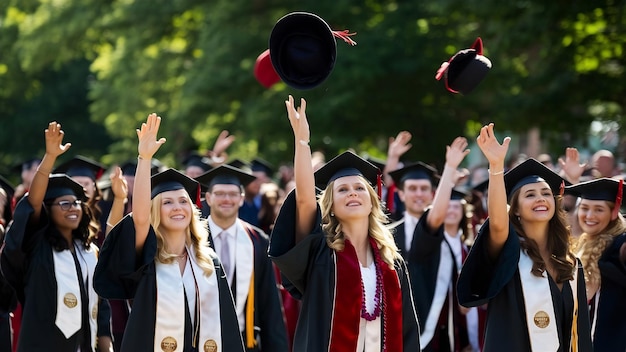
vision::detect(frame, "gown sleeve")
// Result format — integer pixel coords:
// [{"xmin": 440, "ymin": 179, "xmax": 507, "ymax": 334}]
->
[
  {"xmin": 93, "ymin": 214, "xmax": 158, "ymax": 299},
  {"xmin": 457, "ymin": 219, "xmax": 520, "ymax": 307},
  {"xmin": 268, "ymin": 190, "xmax": 326, "ymax": 297},
  {"xmin": 599, "ymin": 233, "xmax": 626, "ymax": 287},
  {"xmin": 410, "ymin": 209, "xmax": 445, "ymax": 260}
]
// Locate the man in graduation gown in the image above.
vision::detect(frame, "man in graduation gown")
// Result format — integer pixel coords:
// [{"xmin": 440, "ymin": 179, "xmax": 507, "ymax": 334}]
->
[
  {"xmin": 195, "ymin": 164, "xmax": 288, "ymax": 352},
  {"xmin": 389, "ymin": 137, "xmax": 471, "ymax": 351}
]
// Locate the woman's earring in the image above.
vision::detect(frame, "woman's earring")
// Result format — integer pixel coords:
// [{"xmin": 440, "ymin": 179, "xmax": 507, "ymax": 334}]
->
[{"xmin": 330, "ymin": 212, "xmax": 335, "ymax": 217}]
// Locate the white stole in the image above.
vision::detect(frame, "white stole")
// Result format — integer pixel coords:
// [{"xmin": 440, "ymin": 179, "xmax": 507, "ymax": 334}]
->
[
  {"xmin": 519, "ymin": 250, "xmax": 579, "ymax": 351},
  {"xmin": 420, "ymin": 240, "xmax": 454, "ymax": 348},
  {"xmin": 233, "ymin": 220, "xmax": 254, "ymax": 331},
  {"xmin": 53, "ymin": 241, "xmax": 98, "ymax": 349},
  {"xmin": 154, "ymin": 247, "xmax": 222, "ymax": 351}
]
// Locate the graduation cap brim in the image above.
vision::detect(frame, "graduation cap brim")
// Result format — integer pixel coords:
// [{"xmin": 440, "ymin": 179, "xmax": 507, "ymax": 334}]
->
[
  {"xmin": 269, "ymin": 12, "xmax": 337, "ymax": 90},
  {"xmin": 194, "ymin": 164, "xmax": 257, "ymax": 190},
  {"xmin": 504, "ymin": 158, "xmax": 569, "ymax": 200},
  {"xmin": 450, "ymin": 189, "xmax": 469, "ymax": 201},
  {"xmin": 564, "ymin": 178, "xmax": 626, "ymax": 202},
  {"xmin": 151, "ymin": 168, "xmax": 200, "ymax": 201},
  {"xmin": 314, "ymin": 151, "xmax": 380, "ymax": 189},
  {"xmin": 53, "ymin": 155, "xmax": 106, "ymax": 181},
  {"xmin": 45, "ymin": 174, "xmax": 88, "ymax": 202},
  {"xmin": 388, "ymin": 161, "xmax": 438, "ymax": 186}
]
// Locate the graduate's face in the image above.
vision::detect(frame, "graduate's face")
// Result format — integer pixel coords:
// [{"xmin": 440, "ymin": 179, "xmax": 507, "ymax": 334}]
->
[
  {"xmin": 158, "ymin": 189, "xmax": 192, "ymax": 231},
  {"xmin": 331, "ymin": 176, "xmax": 372, "ymax": 220},
  {"xmin": 514, "ymin": 182, "xmax": 555, "ymax": 222},
  {"xmin": 49, "ymin": 195, "xmax": 82, "ymax": 231},
  {"xmin": 71, "ymin": 175, "xmax": 96, "ymax": 199},
  {"xmin": 577, "ymin": 199, "xmax": 612, "ymax": 237},
  {"xmin": 398, "ymin": 179, "xmax": 434, "ymax": 217},
  {"xmin": 444, "ymin": 200, "xmax": 464, "ymax": 227},
  {"xmin": 206, "ymin": 184, "xmax": 243, "ymax": 221}
]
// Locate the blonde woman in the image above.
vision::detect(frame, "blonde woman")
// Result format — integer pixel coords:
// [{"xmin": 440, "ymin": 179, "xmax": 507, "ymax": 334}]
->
[
  {"xmin": 269, "ymin": 96, "xmax": 420, "ymax": 351},
  {"xmin": 94, "ymin": 114, "xmax": 244, "ymax": 352}
]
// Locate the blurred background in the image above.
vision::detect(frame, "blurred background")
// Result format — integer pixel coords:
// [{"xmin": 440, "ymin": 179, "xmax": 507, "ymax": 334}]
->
[{"xmin": 0, "ymin": 0, "xmax": 624, "ymax": 182}]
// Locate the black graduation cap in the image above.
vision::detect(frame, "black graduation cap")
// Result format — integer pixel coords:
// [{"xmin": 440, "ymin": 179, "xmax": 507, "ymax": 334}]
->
[
  {"xmin": 269, "ymin": 12, "xmax": 356, "ymax": 90},
  {"xmin": 314, "ymin": 151, "xmax": 380, "ymax": 191},
  {"xmin": 194, "ymin": 164, "xmax": 257, "ymax": 190},
  {"xmin": 451, "ymin": 188, "xmax": 469, "ymax": 201},
  {"xmin": 565, "ymin": 178, "xmax": 626, "ymax": 202},
  {"xmin": 364, "ymin": 155, "xmax": 386, "ymax": 172},
  {"xmin": 119, "ymin": 159, "xmax": 164, "ymax": 176},
  {"xmin": 0, "ymin": 175, "xmax": 15, "ymax": 198},
  {"xmin": 435, "ymin": 37, "xmax": 492, "ymax": 95},
  {"xmin": 251, "ymin": 158, "xmax": 273, "ymax": 176},
  {"xmin": 388, "ymin": 162, "xmax": 438, "ymax": 186},
  {"xmin": 150, "ymin": 168, "xmax": 201, "ymax": 205},
  {"xmin": 12, "ymin": 157, "xmax": 41, "ymax": 175},
  {"xmin": 53, "ymin": 155, "xmax": 106, "ymax": 181},
  {"xmin": 504, "ymin": 158, "xmax": 569, "ymax": 201},
  {"xmin": 44, "ymin": 174, "xmax": 88, "ymax": 202},
  {"xmin": 227, "ymin": 159, "xmax": 250, "ymax": 170},
  {"xmin": 183, "ymin": 153, "xmax": 212, "ymax": 173}
]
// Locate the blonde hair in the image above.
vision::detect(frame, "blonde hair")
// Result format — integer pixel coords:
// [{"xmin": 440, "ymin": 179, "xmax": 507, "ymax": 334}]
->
[
  {"xmin": 573, "ymin": 201, "xmax": 626, "ymax": 289},
  {"xmin": 319, "ymin": 176, "xmax": 400, "ymax": 268},
  {"xmin": 150, "ymin": 193, "xmax": 215, "ymax": 276}
]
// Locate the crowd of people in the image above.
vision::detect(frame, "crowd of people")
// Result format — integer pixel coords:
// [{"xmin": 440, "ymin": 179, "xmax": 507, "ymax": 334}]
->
[{"xmin": 0, "ymin": 98, "xmax": 624, "ymax": 352}]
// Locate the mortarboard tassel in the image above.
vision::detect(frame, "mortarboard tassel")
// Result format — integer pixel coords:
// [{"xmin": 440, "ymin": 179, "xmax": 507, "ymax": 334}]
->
[
  {"xmin": 332, "ymin": 30, "xmax": 357, "ymax": 46},
  {"xmin": 377, "ymin": 172, "xmax": 382, "ymax": 200},
  {"xmin": 612, "ymin": 179, "xmax": 623, "ymax": 220},
  {"xmin": 196, "ymin": 185, "xmax": 202, "ymax": 208},
  {"xmin": 96, "ymin": 169, "xmax": 104, "ymax": 180}
]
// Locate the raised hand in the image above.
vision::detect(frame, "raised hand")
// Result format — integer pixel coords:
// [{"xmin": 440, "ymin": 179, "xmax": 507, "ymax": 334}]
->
[
  {"xmin": 109, "ymin": 166, "xmax": 128, "ymax": 200},
  {"xmin": 285, "ymin": 95, "xmax": 310, "ymax": 144},
  {"xmin": 476, "ymin": 123, "xmax": 510, "ymax": 168},
  {"xmin": 388, "ymin": 131, "xmax": 412, "ymax": 159},
  {"xmin": 212, "ymin": 130, "xmax": 235, "ymax": 157},
  {"xmin": 44, "ymin": 121, "xmax": 71, "ymax": 157},
  {"xmin": 445, "ymin": 136, "xmax": 471, "ymax": 169},
  {"xmin": 137, "ymin": 113, "xmax": 166, "ymax": 159},
  {"xmin": 558, "ymin": 147, "xmax": 586, "ymax": 183}
]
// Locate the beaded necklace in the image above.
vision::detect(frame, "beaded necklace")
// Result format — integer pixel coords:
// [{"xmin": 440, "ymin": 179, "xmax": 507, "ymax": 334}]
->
[{"xmin": 360, "ymin": 246, "xmax": 383, "ymax": 321}]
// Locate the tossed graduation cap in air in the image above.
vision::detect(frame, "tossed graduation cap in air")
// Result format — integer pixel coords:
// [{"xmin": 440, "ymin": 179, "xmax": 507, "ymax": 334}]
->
[
  {"xmin": 565, "ymin": 177, "xmax": 626, "ymax": 219},
  {"xmin": 314, "ymin": 151, "xmax": 382, "ymax": 197},
  {"xmin": 503, "ymin": 158, "xmax": 570, "ymax": 202},
  {"xmin": 44, "ymin": 174, "xmax": 88, "ymax": 202},
  {"xmin": 53, "ymin": 155, "xmax": 106, "ymax": 181},
  {"xmin": 194, "ymin": 164, "xmax": 257, "ymax": 191},
  {"xmin": 269, "ymin": 12, "xmax": 357, "ymax": 90},
  {"xmin": 388, "ymin": 162, "xmax": 439, "ymax": 187},
  {"xmin": 435, "ymin": 37, "xmax": 492, "ymax": 95},
  {"xmin": 254, "ymin": 49, "xmax": 282, "ymax": 89},
  {"xmin": 150, "ymin": 168, "xmax": 201, "ymax": 207}
]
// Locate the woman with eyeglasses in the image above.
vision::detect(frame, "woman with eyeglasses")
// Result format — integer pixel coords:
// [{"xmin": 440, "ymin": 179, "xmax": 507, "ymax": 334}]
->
[{"xmin": 1, "ymin": 121, "xmax": 110, "ymax": 351}]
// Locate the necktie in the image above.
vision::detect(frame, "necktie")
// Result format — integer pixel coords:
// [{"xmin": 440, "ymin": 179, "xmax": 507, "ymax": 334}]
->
[{"xmin": 220, "ymin": 231, "xmax": 231, "ymax": 276}]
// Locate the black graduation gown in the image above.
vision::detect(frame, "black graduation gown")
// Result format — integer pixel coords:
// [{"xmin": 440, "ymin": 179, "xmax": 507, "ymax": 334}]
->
[
  {"xmin": 395, "ymin": 210, "xmax": 468, "ymax": 351},
  {"xmin": 0, "ymin": 196, "xmax": 111, "ymax": 352},
  {"xmin": 592, "ymin": 233, "xmax": 626, "ymax": 351},
  {"xmin": 269, "ymin": 191, "xmax": 420, "ymax": 352},
  {"xmin": 0, "ymin": 273, "xmax": 14, "ymax": 352},
  {"xmin": 457, "ymin": 220, "xmax": 593, "ymax": 352},
  {"xmin": 391, "ymin": 218, "xmax": 409, "ymax": 258},
  {"xmin": 207, "ymin": 221, "xmax": 289, "ymax": 352},
  {"xmin": 93, "ymin": 215, "xmax": 245, "ymax": 352}
]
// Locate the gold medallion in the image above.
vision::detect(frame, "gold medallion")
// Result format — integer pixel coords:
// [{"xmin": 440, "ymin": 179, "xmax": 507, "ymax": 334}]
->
[
  {"xmin": 533, "ymin": 310, "xmax": 550, "ymax": 328},
  {"xmin": 204, "ymin": 339, "xmax": 218, "ymax": 352},
  {"xmin": 63, "ymin": 293, "xmax": 78, "ymax": 308},
  {"xmin": 160, "ymin": 336, "xmax": 177, "ymax": 351}
]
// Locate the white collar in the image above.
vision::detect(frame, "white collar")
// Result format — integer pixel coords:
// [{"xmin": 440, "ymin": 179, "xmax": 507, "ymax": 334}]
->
[{"xmin": 208, "ymin": 217, "xmax": 237, "ymax": 238}]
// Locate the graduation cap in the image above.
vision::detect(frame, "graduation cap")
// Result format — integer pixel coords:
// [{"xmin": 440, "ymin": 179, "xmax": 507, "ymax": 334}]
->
[
  {"xmin": 254, "ymin": 49, "xmax": 281, "ymax": 88},
  {"xmin": 363, "ymin": 155, "xmax": 386, "ymax": 172},
  {"xmin": 388, "ymin": 162, "xmax": 439, "ymax": 187},
  {"xmin": 183, "ymin": 153, "xmax": 212, "ymax": 173},
  {"xmin": 504, "ymin": 158, "xmax": 569, "ymax": 201},
  {"xmin": 119, "ymin": 159, "xmax": 164, "ymax": 176},
  {"xmin": 194, "ymin": 164, "xmax": 257, "ymax": 190},
  {"xmin": 269, "ymin": 12, "xmax": 357, "ymax": 90},
  {"xmin": 44, "ymin": 174, "xmax": 88, "ymax": 202},
  {"xmin": 53, "ymin": 155, "xmax": 105, "ymax": 181},
  {"xmin": 0, "ymin": 175, "xmax": 15, "ymax": 199},
  {"xmin": 227, "ymin": 158, "xmax": 250, "ymax": 170},
  {"xmin": 150, "ymin": 168, "xmax": 201, "ymax": 207},
  {"xmin": 450, "ymin": 188, "xmax": 469, "ymax": 201},
  {"xmin": 12, "ymin": 157, "xmax": 41, "ymax": 175},
  {"xmin": 251, "ymin": 158, "xmax": 273, "ymax": 176},
  {"xmin": 314, "ymin": 151, "xmax": 381, "ymax": 196},
  {"xmin": 435, "ymin": 37, "xmax": 492, "ymax": 95},
  {"xmin": 565, "ymin": 178, "xmax": 625, "ymax": 218}
]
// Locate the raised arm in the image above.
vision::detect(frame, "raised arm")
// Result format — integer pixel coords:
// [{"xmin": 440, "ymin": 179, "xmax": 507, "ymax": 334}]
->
[
  {"xmin": 105, "ymin": 166, "xmax": 128, "ymax": 236},
  {"xmin": 427, "ymin": 137, "xmax": 470, "ymax": 230},
  {"xmin": 383, "ymin": 131, "xmax": 412, "ymax": 186},
  {"xmin": 133, "ymin": 113, "xmax": 166, "ymax": 252},
  {"xmin": 476, "ymin": 123, "xmax": 510, "ymax": 260},
  {"xmin": 285, "ymin": 95, "xmax": 317, "ymax": 244},
  {"xmin": 29, "ymin": 122, "xmax": 72, "ymax": 221}
]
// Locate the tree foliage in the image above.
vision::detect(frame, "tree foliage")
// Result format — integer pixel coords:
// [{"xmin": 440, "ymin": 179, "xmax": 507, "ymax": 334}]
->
[{"xmin": 1, "ymin": 0, "xmax": 625, "ymax": 178}]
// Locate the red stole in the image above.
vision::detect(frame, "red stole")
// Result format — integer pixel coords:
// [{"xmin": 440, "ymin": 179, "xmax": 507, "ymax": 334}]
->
[{"xmin": 329, "ymin": 238, "xmax": 403, "ymax": 352}]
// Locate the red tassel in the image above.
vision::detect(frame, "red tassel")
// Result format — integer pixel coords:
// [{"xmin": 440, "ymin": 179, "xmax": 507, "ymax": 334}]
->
[
  {"xmin": 377, "ymin": 173, "xmax": 382, "ymax": 200},
  {"xmin": 559, "ymin": 181, "xmax": 565, "ymax": 197},
  {"xmin": 613, "ymin": 179, "xmax": 623, "ymax": 219},
  {"xmin": 196, "ymin": 185, "xmax": 202, "ymax": 208},
  {"xmin": 96, "ymin": 169, "xmax": 104, "ymax": 180},
  {"xmin": 471, "ymin": 37, "xmax": 484, "ymax": 55},
  {"xmin": 332, "ymin": 30, "xmax": 357, "ymax": 46}
]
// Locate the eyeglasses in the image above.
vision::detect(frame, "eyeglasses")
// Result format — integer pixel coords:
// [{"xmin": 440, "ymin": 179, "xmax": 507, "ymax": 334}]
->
[
  {"xmin": 51, "ymin": 200, "xmax": 82, "ymax": 211},
  {"xmin": 211, "ymin": 191, "xmax": 242, "ymax": 199}
]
